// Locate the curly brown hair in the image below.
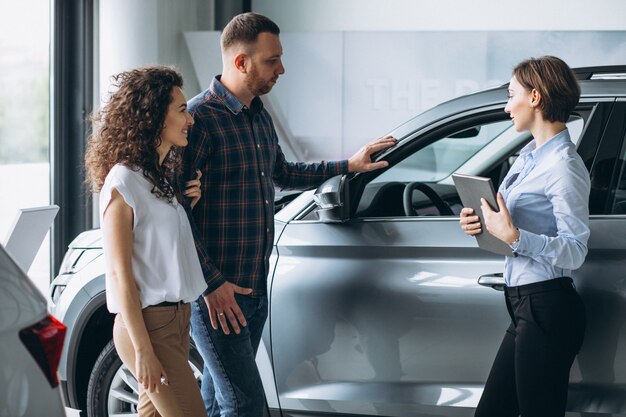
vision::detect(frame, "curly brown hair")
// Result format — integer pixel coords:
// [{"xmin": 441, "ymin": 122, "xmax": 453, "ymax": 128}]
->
[{"xmin": 85, "ymin": 65, "xmax": 184, "ymax": 203}]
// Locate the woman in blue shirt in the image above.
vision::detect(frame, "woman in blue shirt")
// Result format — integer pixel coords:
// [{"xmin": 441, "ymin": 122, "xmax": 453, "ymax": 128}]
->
[{"xmin": 459, "ymin": 56, "xmax": 589, "ymax": 417}]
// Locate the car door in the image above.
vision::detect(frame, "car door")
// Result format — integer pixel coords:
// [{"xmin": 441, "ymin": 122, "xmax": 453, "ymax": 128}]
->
[
  {"xmin": 269, "ymin": 102, "xmax": 610, "ymax": 417},
  {"xmin": 567, "ymin": 99, "xmax": 626, "ymax": 415}
]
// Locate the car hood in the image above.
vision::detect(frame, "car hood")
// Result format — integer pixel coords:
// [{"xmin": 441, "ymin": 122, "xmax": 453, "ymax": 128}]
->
[{"xmin": 69, "ymin": 229, "xmax": 103, "ymax": 250}]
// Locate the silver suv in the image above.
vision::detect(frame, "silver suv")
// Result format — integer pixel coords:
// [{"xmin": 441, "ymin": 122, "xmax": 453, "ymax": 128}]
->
[{"xmin": 49, "ymin": 66, "xmax": 626, "ymax": 417}]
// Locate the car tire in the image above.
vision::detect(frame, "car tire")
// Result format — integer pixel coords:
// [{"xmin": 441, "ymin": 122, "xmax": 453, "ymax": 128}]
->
[{"xmin": 86, "ymin": 339, "xmax": 204, "ymax": 417}]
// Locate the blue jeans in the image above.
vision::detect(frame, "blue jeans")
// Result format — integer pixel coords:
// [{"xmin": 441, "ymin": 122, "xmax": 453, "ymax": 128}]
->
[{"xmin": 190, "ymin": 293, "xmax": 268, "ymax": 417}]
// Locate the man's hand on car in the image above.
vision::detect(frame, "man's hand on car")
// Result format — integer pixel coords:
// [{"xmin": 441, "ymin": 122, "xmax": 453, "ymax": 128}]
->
[
  {"xmin": 348, "ymin": 135, "xmax": 397, "ymax": 173},
  {"xmin": 204, "ymin": 281, "xmax": 253, "ymax": 335}
]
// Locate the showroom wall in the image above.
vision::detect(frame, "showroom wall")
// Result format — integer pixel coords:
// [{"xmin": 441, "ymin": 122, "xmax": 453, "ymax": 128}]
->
[
  {"xmin": 0, "ymin": 2, "xmax": 51, "ymax": 294},
  {"xmin": 248, "ymin": 0, "xmax": 626, "ymax": 160},
  {"xmin": 99, "ymin": 0, "xmax": 626, "ymax": 162},
  {"xmin": 94, "ymin": 0, "xmax": 214, "ymax": 225},
  {"xmin": 253, "ymin": 0, "xmax": 626, "ymax": 31},
  {"xmin": 98, "ymin": 0, "xmax": 214, "ymax": 105}
]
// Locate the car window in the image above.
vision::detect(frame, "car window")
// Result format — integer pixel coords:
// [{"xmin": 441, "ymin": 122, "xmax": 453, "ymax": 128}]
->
[
  {"xmin": 354, "ymin": 118, "xmax": 519, "ymax": 218},
  {"xmin": 354, "ymin": 115, "xmax": 585, "ymax": 219},
  {"xmin": 372, "ymin": 120, "xmax": 514, "ymax": 184},
  {"xmin": 606, "ymin": 131, "xmax": 626, "ymax": 214},
  {"xmin": 370, "ymin": 117, "xmax": 583, "ymax": 187},
  {"xmin": 568, "ymin": 117, "xmax": 585, "ymax": 146},
  {"xmin": 493, "ymin": 115, "xmax": 584, "ymax": 178}
]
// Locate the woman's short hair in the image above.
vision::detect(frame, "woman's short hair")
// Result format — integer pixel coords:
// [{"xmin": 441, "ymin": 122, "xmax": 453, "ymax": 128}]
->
[
  {"xmin": 85, "ymin": 65, "xmax": 184, "ymax": 202},
  {"xmin": 512, "ymin": 56, "xmax": 580, "ymax": 123},
  {"xmin": 221, "ymin": 12, "xmax": 280, "ymax": 51}
]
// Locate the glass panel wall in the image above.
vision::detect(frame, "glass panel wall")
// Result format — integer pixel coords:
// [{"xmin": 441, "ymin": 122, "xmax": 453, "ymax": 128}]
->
[{"xmin": 0, "ymin": 2, "xmax": 51, "ymax": 295}]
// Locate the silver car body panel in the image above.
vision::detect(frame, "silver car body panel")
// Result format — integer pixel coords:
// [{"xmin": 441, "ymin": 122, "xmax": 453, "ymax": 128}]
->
[
  {"xmin": 270, "ymin": 217, "xmax": 505, "ymax": 416},
  {"xmin": 268, "ymin": 214, "xmax": 626, "ymax": 415}
]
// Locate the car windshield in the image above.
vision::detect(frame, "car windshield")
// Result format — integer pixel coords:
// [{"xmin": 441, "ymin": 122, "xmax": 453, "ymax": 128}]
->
[
  {"xmin": 372, "ymin": 116, "xmax": 584, "ymax": 184},
  {"xmin": 374, "ymin": 120, "xmax": 514, "ymax": 183}
]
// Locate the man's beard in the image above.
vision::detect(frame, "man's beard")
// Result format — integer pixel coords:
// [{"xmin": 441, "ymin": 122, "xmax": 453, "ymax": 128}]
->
[{"xmin": 245, "ymin": 66, "xmax": 275, "ymax": 97}]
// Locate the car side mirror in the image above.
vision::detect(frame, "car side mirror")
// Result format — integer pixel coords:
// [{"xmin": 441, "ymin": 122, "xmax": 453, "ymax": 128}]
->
[{"xmin": 313, "ymin": 175, "xmax": 350, "ymax": 223}]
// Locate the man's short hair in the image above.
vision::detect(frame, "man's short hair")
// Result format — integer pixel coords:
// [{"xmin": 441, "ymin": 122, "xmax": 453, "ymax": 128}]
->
[
  {"xmin": 221, "ymin": 12, "xmax": 280, "ymax": 51},
  {"xmin": 512, "ymin": 56, "xmax": 580, "ymax": 123}
]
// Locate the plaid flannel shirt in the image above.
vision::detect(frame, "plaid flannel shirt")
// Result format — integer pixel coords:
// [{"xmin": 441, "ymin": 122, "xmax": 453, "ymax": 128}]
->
[{"xmin": 183, "ymin": 76, "xmax": 348, "ymax": 295}]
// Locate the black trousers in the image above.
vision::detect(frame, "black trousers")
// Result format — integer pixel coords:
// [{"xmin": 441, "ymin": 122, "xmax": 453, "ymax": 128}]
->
[{"xmin": 475, "ymin": 277, "xmax": 586, "ymax": 417}]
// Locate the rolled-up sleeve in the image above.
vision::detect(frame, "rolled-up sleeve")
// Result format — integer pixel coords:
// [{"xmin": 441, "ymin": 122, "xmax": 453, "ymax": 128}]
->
[{"xmin": 272, "ymin": 144, "xmax": 349, "ymax": 190}]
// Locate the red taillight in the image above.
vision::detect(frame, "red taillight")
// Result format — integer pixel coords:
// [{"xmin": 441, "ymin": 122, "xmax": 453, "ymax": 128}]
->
[{"xmin": 18, "ymin": 314, "xmax": 67, "ymax": 388}]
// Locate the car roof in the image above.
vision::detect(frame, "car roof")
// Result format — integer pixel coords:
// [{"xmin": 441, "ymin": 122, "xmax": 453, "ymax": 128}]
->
[{"xmin": 388, "ymin": 71, "xmax": 626, "ymax": 141}]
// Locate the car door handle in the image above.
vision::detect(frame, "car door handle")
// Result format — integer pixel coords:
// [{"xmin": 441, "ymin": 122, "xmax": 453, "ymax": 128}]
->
[{"xmin": 478, "ymin": 273, "xmax": 505, "ymax": 291}]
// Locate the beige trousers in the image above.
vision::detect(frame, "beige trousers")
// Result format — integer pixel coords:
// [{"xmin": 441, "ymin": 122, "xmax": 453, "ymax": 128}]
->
[{"xmin": 113, "ymin": 303, "xmax": 207, "ymax": 417}]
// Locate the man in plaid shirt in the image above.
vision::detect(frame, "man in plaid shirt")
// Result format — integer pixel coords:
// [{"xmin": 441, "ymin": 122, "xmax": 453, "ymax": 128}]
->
[{"xmin": 183, "ymin": 12, "xmax": 396, "ymax": 417}]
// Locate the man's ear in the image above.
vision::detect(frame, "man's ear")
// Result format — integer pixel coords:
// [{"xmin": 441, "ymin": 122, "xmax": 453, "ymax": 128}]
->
[
  {"xmin": 233, "ymin": 53, "xmax": 247, "ymax": 74},
  {"xmin": 530, "ymin": 88, "xmax": 541, "ymax": 109}
]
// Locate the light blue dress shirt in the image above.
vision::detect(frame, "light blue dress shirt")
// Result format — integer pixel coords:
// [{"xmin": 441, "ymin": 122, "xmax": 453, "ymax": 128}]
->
[{"xmin": 499, "ymin": 129, "xmax": 590, "ymax": 287}]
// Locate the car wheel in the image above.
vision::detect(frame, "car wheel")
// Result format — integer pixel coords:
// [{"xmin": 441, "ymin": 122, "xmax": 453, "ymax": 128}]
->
[{"xmin": 86, "ymin": 339, "xmax": 204, "ymax": 417}]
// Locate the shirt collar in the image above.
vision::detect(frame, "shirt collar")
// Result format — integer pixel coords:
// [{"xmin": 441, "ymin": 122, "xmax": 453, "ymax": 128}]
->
[
  {"xmin": 519, "ymin": 128, "xmax": 571, "ymax": 164},
  {"xmin": 210, "ymin": 75, "xmax": 264, "ymax": 115}
]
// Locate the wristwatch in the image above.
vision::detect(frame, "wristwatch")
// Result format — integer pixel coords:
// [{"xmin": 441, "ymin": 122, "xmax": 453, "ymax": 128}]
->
[{"xmin": 509, "ymin": 228, "xmax": 520, "ymax": 249}]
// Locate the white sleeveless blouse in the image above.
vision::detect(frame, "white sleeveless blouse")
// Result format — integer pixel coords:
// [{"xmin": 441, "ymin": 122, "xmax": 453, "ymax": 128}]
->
[{"xmin": 99, "ymin": 164, "xmax": 207, "ymax": 313}]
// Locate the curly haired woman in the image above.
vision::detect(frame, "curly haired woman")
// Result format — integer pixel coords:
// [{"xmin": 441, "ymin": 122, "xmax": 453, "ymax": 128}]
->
[{"xmin": 85, "ymin": 65, "xmax": 208, "ymax": 417}]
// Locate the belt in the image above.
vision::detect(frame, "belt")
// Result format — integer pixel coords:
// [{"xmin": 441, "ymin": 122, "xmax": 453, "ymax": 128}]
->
[
  {"xmin": 153, "ymin": 300, "xmax": 185, "ymax": 307},
  {"xmin": 505, "ymin": 277, "xmax": 576, "ymax": 298}
]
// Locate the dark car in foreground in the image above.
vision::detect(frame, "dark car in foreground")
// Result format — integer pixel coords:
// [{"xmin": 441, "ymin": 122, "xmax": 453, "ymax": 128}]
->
[{"xmin": 50, "ymin": 66, "xmax": 626, "ymax": 416}]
